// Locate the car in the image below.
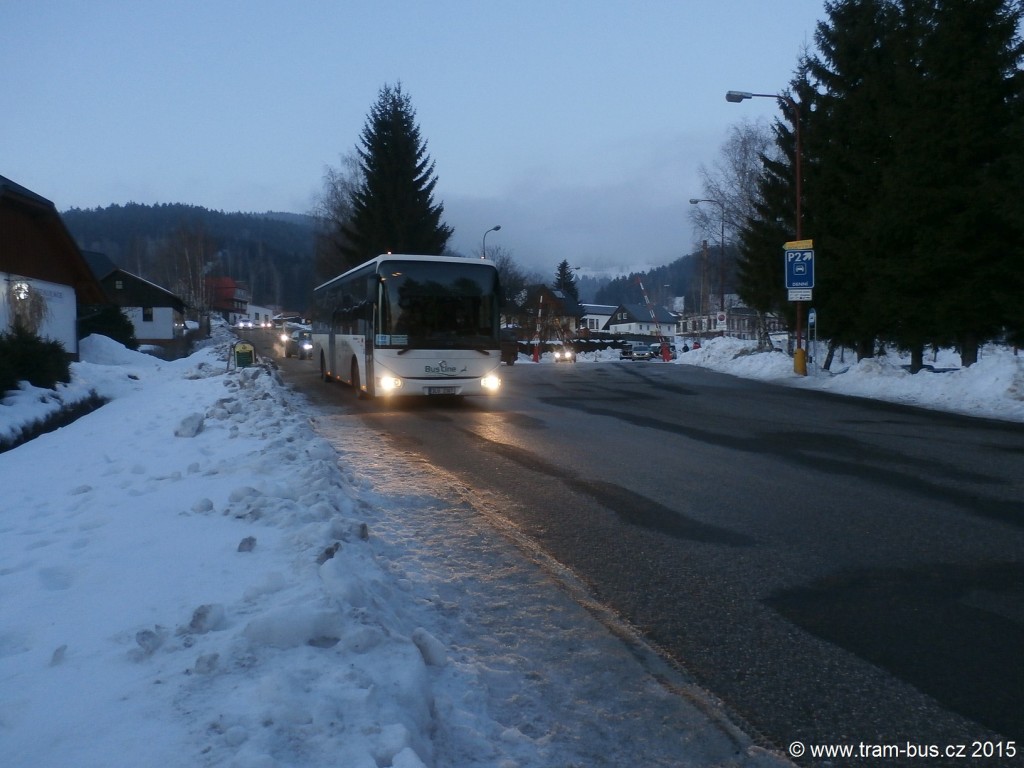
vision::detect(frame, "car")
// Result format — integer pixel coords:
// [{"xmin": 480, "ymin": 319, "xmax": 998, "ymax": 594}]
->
[
  {"xmin": 500, "ymin": 329, "xmax": 519, "ymax": 366},
  {"xmin": 283, "ymin": 330, "xmax": 313, "ymax": 359},
  {"xmin": 236, "ymin": 318, "xmax": 254, "ymax": 329},
  {"xmin": 629, "ymin": 343, "xmax": 653, "ymax": 361},
  {"xmin": 552, "ymin": 345, "xmax": 576, "ymax": 363}
]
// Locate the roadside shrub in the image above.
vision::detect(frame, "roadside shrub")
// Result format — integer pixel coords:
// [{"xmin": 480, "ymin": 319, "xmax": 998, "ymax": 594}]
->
[
  {"xmin": 0, "ymin": 324, "xmax": 71, "ymax": 396},
  {"xmin": 79, "ymin": 305, "xmax": 138, "ymax": 350}
]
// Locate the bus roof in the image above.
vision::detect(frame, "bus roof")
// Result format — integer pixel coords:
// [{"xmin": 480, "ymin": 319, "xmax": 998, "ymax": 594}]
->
[{"xmin": 313, "ymin": 253, "xmax": 497, "ymax": 293}]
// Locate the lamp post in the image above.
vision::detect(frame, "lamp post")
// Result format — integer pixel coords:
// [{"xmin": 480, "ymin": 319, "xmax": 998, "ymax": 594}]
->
[
  {"xmin": 689, "ymin": 197, "xmax": 726, "ymax": 329},
  {"xmin": 481, "ymin": 225, "xmax": 501, "ymax": 259},
  {"xmin": 726, "ymin": 89, "xmax": 806, "ymax": 374}
]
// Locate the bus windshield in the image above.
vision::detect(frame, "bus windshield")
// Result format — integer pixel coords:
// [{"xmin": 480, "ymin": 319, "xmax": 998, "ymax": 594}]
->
[{"xmin": 378, "ymin": 260, "xmax": 500, "ymax": 350}]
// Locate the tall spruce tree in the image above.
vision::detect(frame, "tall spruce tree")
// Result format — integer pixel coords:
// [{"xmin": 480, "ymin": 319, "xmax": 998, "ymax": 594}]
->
[
  {"xmin": 892, "ymin": 0, "xmax": 1024, "ymax": 366},
  {"xmin": 805, "ymin": 0, "xmax": 1024, "ymax": 367},
  {"xmin": 805, "ymin": 0, "xmax": 900, "ymax": 361},
  {"xmin": 340, "ymin": 83, "xmax": 453, "ymax": 268},
  {"xmin": 552, "ymin": 260, "xmax": 580, "ymax": 303}
]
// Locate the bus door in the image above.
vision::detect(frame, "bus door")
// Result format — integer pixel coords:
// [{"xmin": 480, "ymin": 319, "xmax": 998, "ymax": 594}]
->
[
  {"xmin": 363, "ymin": 305, "xmax": 375, "ymax": 396},
  {"xmin": 328, "ymin": 310, "xmax": 341, "ymax": 380}
]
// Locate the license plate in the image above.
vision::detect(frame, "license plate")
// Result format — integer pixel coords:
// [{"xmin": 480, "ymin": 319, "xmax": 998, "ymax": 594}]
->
[{"xmin": 427, "ymin": 386, "xmax": 458, "ymax": 395}]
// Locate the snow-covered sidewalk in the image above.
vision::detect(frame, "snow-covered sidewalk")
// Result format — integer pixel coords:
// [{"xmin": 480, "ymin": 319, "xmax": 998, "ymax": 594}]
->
[{"xmin": 0, "ymin": 329, "xmax": 789, "ymax": 767}]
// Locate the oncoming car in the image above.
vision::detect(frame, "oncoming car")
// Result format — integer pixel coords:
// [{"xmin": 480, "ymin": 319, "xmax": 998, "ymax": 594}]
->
[
  {"xmin": 629, "ymin": 343, "xmax": 653, "ymax": 361},
  {"xmin": 283, "ymin": 330, "xmax": 314, "ymax": 359},
  {"xmin": 552, "ymin": 344, "xmax": 576, "ymax": 363}
]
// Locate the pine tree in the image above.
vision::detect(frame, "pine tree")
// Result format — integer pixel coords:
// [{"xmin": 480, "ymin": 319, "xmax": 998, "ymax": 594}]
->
[
  {"xmin": 552, "ymin": 260, "xmax": 580, "ymax": 303},
  {"xmin": 805, "ymin": 0, "xmax": 1024, "ymax": 367},
  {"xmin": 340, "ymin": 83, "xmax": 453, "ymax": 268},
  {"xmin": 804, "ymin": 0, "xmax": 901, "ymax": 360},
  {"xmin": 892, "ymin": 0, "xmax": 1024, "ymax": 366}
]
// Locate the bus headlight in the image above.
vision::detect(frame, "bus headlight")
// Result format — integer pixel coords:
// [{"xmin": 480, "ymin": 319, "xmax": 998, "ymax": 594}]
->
[
  {"xmin": 378, "ymin": 375, "xmax": 403, "ymax": 392},
  {"xmin": 481, "ymin": 375, "xmax": 501, "ymax": 392}
]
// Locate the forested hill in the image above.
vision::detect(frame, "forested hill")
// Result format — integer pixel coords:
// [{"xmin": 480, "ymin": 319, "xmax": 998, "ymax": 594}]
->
[{"xmin": 62, "ymin": 203, "xmax": 317, "ymax": 313}]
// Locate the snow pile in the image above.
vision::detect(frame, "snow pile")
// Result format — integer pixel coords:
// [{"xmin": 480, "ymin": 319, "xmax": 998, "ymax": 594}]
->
[
  {"xmin": 0, "ymin": 326, "xmax": 790, "ymax": 768},
  {"xmin": 0, "ymin": 334, "xmax": 443, "ymax": 766},
  {"xmin": 678, "ymin": 336, "xmax": 1024, "ymax": 422}
]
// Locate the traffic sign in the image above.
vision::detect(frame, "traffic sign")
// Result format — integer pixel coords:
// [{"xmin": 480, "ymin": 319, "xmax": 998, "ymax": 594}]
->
[{"xmin": 784, "ymin": 240, "xmax": 815, "ymax": 290}]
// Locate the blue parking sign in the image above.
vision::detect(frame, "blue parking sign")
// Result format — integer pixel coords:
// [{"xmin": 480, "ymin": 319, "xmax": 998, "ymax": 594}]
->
[{"xmin": 784, "ymin": 242, "xmax": 815, "ymax": 289}]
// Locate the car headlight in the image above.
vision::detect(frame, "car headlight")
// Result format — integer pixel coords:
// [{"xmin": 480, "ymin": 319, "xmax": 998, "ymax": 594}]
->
[
  {"xmin": 280, "ymin": 333, "xmax": 290, "ymax": 343},
  {"xmin": 481, "ymin": 375, "xmax": 501, "ymax": 392},
  {"xmin": 301, "ymin": 342, "xmax": 313, "ymax": 351}
]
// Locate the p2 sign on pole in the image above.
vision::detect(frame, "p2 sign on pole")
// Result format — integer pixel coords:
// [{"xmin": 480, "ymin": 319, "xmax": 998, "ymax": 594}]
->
[{"xmin": 784, "ymin": 239, "xmax": 814, "ymax": 301}]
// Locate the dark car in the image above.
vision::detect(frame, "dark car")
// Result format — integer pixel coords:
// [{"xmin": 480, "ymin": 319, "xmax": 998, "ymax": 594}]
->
[
  {"xmin": 283, "ymin": 330, "xmax": 313, "ymax": 359},
  {"xmin": 500, "ymin": 329, "xmax": 519, "ymax": 365}
]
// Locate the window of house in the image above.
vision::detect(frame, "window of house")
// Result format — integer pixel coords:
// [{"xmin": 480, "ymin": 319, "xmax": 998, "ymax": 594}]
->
[
  {"xmin": 143, "ymin": 307, "xmax": 154, "ymax": 322},
  {"xmin": 115, "ymin": 280, "xmax": 123, "ymax": 290}
]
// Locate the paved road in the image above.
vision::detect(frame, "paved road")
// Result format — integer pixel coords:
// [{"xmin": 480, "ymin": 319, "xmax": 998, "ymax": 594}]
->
[{"xmin": 260, "ymin": 336, "xmax": 1024, "ymax": 766}]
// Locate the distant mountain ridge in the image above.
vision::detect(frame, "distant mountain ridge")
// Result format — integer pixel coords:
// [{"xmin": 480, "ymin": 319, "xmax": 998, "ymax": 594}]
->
[{"xmin": 62, "ymin": 203, "xmax": 317, "ymax": 312}]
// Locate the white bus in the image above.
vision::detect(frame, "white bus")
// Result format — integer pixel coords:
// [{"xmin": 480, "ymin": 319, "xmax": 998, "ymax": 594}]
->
[{"xmin": 311, "ymin": 254, "xmax": 503, "ymax": 399}]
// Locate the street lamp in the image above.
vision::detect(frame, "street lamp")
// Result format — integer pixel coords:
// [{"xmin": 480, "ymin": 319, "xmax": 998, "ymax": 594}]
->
[
  {"xmin": 727, "ymin": 89, "xmax": 806, "ymax": 374},
  {"xmin": 481, "ymin": 225, "xmax": 501, "ymax": 259},
  {"xmin": 689, "ymin": 197, "xmax": 726, "ymax": 323}
]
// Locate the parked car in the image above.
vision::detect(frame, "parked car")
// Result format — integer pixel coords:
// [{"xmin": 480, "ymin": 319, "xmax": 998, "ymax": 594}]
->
[
  {"xmin": 552, "ymin": 344, "xmax": 576, "ymax": 363},
  {"xmin": 284, "ymin": 330, "xmax": 313, "ymax": 359}
]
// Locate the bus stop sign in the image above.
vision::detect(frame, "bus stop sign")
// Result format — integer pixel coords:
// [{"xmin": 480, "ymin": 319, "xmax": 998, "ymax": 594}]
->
[{"xmin": 784, "ymin": 240, "xmax": 815, "ymax": 289}]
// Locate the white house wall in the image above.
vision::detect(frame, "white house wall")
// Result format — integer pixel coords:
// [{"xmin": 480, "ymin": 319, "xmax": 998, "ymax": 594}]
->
[
  {"xmin": 607, "ymin": 321, "xmax": 662, "ymax": 336},
  {"xmin": 123, "ymin": 306, "xmax": 177, "ymax": 341},
  {"xmin": 1, "ymin": 272, "xmax": 78, "ymax": 355}
]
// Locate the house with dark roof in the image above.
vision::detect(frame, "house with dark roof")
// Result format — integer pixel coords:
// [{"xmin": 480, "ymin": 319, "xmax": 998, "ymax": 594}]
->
[
  {"xmin": 579, "ymin": 303, "xmax": 617, "ymax": 335},
  {"xmin": 0, "ymin": 175, "xmax": 106, "ymax": 359},
  {"xmin": 604, "ymin": 303, "xmax": 680, "ymax": 337},
  {"xmin": 82, "ymin": 251, "xmax": 187, "ymax": 343},
  {"xmin": 518, "ymin": 285, "xmax": 584, "ymax": 342}
]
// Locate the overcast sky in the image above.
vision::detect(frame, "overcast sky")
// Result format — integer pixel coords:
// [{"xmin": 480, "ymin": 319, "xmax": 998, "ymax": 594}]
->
[{"xmin": 2, "ymin": 0, "xmax": 825, "ymax": 276}]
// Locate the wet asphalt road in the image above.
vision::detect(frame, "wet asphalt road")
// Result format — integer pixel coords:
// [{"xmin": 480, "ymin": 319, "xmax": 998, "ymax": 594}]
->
[{"xmin": 260, "ymin": 336, "xmax": 1024, "ymax": 767}]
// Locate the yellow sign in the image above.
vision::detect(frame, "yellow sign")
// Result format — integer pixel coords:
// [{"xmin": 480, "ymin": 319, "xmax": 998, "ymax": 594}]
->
[
  {"xmin": 784, "ymin": 239, "xmax": 814, "ymax": 250},
  {"xmin": 234, "ymin": 342, "xmax": 255, "ymax": 368}
]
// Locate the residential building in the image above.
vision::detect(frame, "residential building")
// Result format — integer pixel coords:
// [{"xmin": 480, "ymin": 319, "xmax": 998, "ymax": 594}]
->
[
  {"xmin": 604, "ymin": 303, "xmax": 680, "ymax": 337},
  {"xmin": 82, "ymin": 251, "xmax": 187, "ymax": 343},
  {"xmin": 206, "ymin": 276, "xmax": 250, "ymax": 324},
  {"xmin": 0, "ymin": 175, "xmax": 106, "ymax": 358},
  {"xmin": 578, "ymin": 304, "xmax": 616, "ymax": 335}
]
